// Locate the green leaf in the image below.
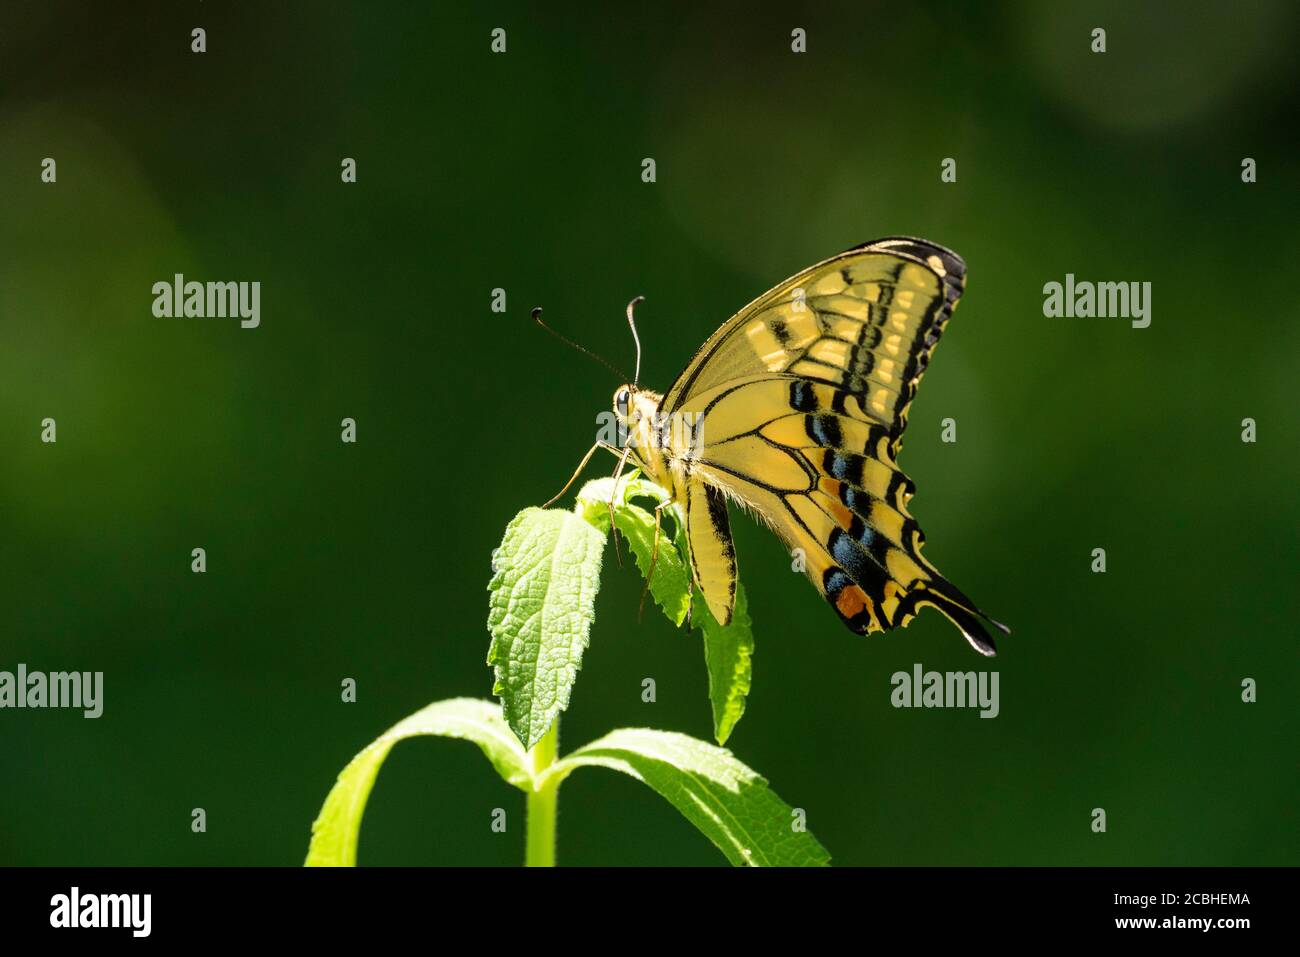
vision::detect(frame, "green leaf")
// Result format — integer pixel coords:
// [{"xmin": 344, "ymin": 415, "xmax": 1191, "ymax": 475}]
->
[
  {"xmin": 581, "ymin": 470, "xmax": 756, "ymax": 741},
  {"xmin": 576, "ymin": 472, "xmax": 690, "ymax": 628},
  {"xmin": 699, "ymin": 583, "xmax": 754, "ymax": 745},
  {"xmin": 487, "ymin": 507, "xmax": 607, "ymax": 749},
  {"xmin": 573, "ymin": 471, "xmax": 665, "ymax": 528},
  {"xmin": 611, "ymin": 501, "xmax": 690, "ymax": 627},
  {"xmin": 305, "ymin": 698, "xmax": 529, "ymax": 867},
  {"xmin": 573, "ymin": 471, "xmax": 758, "ymax": 741},
  {"xmin": 574, "ymin": 475, "xmax": 626, "ymax": 532},
  {"xmin": 549, "ymin": 728, "xmax": 830, "ymax": 867}
]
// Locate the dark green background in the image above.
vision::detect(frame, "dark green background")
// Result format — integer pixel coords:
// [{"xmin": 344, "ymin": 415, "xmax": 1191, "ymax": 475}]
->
[{"xmin": 2, "ymin": 1, "xmax": 1296, "ymax": 866}]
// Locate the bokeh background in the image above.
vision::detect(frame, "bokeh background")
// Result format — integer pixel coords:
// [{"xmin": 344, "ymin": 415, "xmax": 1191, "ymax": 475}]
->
[{"xmin": 1, "ymin": 1, "xmax": 1297, "ymax": 866}]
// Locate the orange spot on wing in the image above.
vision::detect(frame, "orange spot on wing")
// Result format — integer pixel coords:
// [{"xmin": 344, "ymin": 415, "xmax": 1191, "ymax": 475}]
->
[
  {"xmin": 836, "ymin": 586, "xmax": 867, "ymax": 619},
  {"xmin": 828, "ymin": 500, "xmax": 853, "ymax": 529}
]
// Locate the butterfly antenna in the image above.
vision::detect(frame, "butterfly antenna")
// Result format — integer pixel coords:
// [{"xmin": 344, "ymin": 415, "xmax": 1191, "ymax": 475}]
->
[
  {"xmin": 531, "ymin": 307, "xmax": 630, "ymax": 382},
  {"xmin": 625, "ymin": 296, "xmax": 645, "ymax": 388}
]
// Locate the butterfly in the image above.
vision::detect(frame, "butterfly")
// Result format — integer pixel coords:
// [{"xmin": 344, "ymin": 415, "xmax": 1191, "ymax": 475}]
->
[{"xmin": 548, "ymin": 237, "xmax": 1008, "ymax": 655}]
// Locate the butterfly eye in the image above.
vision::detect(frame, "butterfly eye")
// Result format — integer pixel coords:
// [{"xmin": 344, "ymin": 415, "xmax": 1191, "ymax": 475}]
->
[{"xmin": 615, "ymin": 388, "xmax": 631, "ymax": 419}]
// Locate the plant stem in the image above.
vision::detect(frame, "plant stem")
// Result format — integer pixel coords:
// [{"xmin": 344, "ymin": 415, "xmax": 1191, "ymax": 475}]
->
[{"xmin": 524, "ymin": 718, "xmax": 560, "ymax": 867}]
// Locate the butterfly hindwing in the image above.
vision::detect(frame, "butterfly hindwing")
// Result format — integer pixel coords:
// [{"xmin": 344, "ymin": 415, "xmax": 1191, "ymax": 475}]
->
[{"xmin": 691, "ymin": 418, "xmax": 1002, "ymax": 655}]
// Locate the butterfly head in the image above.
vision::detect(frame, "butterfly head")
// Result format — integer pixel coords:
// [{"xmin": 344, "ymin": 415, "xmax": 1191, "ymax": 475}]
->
[
  {"xmin": 612, "ymin": 384, "xmax": 659, "ymax": 430},
  {"xmin": 612, "ymin": 385, "xmax": 667, "ymax": 473}
]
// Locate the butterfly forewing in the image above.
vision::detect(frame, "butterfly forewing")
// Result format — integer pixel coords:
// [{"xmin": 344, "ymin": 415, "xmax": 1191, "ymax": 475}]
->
[{"xmin": 665, "ymin": 237, "xmax": 964, "ymax": 453}]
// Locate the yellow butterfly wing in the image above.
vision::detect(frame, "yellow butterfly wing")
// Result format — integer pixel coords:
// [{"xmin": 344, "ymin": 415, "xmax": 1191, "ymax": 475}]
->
[{"xmin": 665, "ymin": 237, "xmax": 1008, "ymax": 655}]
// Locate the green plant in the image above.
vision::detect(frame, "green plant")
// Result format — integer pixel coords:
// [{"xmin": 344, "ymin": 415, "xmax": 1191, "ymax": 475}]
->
[{"xmin": 304, "ymin": 474, "xmax": 829, "ymax": 866}]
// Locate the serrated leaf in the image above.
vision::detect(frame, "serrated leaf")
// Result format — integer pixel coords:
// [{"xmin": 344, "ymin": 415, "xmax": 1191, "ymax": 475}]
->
[
  {"xmin": 549, "ymin": 728, "xmax": 830, "ymax": 867},
  {"xmin": 487, "ymin": 507, "xmax": 606, "ymax": 749},
  {"xmin": 698, "ymin": 583, "xmax": 754, "ymax": 745},
  {"xmin": 305, "ymin": 698, "xmax": 530, "ymax": 867}
]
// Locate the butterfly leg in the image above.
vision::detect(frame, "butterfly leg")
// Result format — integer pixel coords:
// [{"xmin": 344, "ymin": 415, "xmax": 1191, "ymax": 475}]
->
[
  {"xmin": 605, "ymin": 443, "xmax": 634, "ymax": 566},
  {"xmin": 541, "ymin": 441, "xmax": 601, "ymax": 509},
  {"xmin": 539, "ymin": 440, "xmax": 629, "ymax": 509},
  {"xmin": 637, "ymin": 499, "xmax": 673, "ymax": 621},
  {"xmin": 680, "ymin": 521, "xmax": 695, "ymax": 628}
]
